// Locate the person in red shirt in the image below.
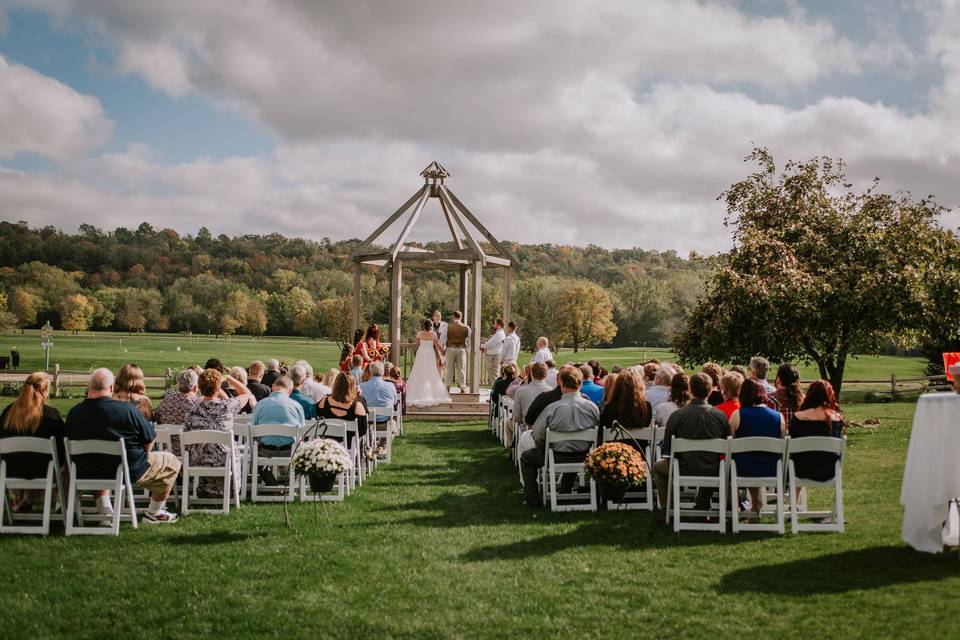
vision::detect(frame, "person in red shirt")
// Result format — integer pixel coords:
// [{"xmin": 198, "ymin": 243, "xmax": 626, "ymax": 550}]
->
[{"xmin": 715, "ymin": 371, "xmax": 744, "ymax": 419}]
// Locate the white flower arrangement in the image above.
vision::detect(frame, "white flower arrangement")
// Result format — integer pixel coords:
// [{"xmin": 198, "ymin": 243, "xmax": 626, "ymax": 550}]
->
[{"xmin": 291, "ymin": 438, "xmax": 353, "ymax": 477}]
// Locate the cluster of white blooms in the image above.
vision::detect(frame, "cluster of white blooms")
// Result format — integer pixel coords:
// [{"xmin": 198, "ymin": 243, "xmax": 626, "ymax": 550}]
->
[{"xmin": 291, "ymin": 438, "xmax": 353, "ymax": 476}]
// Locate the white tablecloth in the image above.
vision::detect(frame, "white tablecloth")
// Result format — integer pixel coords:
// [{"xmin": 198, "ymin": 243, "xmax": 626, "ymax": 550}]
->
[{"xmin": 900, "ymin": 393, "xmax": 960, "ymax": 553}]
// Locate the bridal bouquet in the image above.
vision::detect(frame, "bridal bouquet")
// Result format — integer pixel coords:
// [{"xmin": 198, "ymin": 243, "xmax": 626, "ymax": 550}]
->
[{"xmin": 584, "ymin": 442, "xmax": 647, "ymax": 488}]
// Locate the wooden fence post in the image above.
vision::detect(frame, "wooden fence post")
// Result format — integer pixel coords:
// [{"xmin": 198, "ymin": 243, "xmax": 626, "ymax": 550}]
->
[
  {"xmin": 53, "ymin": 364, "xmax": 60, "ymax": 398},
  {"xmin": 890, "ymin": 373, "xmax": 898, "ymax": 398}
]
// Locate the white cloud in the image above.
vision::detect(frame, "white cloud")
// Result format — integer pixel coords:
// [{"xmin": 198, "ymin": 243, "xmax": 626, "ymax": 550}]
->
[{"xmin": 0, "ymin": 54, "xmax": 112, "ymax": 160}]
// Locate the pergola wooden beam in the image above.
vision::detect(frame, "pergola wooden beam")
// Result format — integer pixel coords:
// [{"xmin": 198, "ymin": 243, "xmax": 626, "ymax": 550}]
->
[
  {"xmin": 389, "ymin": 187, "xmax": 432, "ymax": 262},
  {"xmin": 443, "ymin": 186, "xmax": 518, "ymax": 265},
  {"xmin": 349, "ymin": 184, "xmax": 428, "ymax": 259},
  {"xmin": 436, "ymin": 186, "xmax": 486, "ymax": 265}
]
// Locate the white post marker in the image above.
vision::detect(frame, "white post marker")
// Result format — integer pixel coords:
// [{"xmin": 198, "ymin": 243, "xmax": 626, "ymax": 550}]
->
[{"xmin": 40, "ymin": 321, "xmax": 54, "ymax": 371}]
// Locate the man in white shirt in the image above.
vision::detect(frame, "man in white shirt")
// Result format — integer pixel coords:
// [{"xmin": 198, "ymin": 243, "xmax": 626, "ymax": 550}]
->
[
  {"xmin": 646, "ymin": 365, "xmax": 675, "ymax": 410},
  {"xmin": 295, "ymin": 360, "xmax": 327, "ymax": 403},
  {"xmin": 545, "ymin": 360, "xmax": 559, "ymax": 388},
  {"xmin": 501, "ymin": 321, "xmax": 521, "ymax": 365},
  {"xmin": 480, "ymin": 319, "xmax": 505, "ymax": 386},
  {"xmin": 749, "ymin": 356, "xmax": 777, "ymax": 395},
  {"xmin": 431, "ymin": 309, "xmax": 448, "ymax": 350},
  {"xmin": 530, "ymin": 337, "xmax": 553, "ymax": 366}
]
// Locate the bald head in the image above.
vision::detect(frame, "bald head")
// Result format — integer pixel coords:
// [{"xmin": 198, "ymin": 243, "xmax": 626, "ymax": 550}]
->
[{"xmin": 88, "ymin": 368, "xmax": 115, "ymax": 398}]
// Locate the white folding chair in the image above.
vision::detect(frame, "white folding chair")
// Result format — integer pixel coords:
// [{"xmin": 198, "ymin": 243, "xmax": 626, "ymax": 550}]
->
[
  {"xmin": 501, "ymin": 396, "xmax": 515, "ymax": 449},
  {"xmin": 602, "ymin": 424, "xmax": 656, "ymax": 511},
  {"xmin": 180, "ymin": 430, "xmax": 240, "ymax": 515},
  {"xmin": 369, "ymin": 407, "xmax": 395, "ymax": 465},
  {"xmin": 248, "ymin": 424, "xmax": 299, "ymax": 503},
  {"xmin": 64, "ymin": 438, "xmax": 138, "ymax": 536},
  {"xmin": 299, "ymin": 422, "xmax": 350, "ymax": 502},
  {"xmin": 666, "ymin": 436, "xmax": 729, "ymax": 533},
  {"xmin": 788, "ymin": 436, "xmax": 846, "ymax": 533},
  {"xmin": 729, "ymin": 436, "xmax": 787, "ymax": 534},
  {"xmin": 231, "ymin": 421, "xmax": 252, "ymax": 501},
  {"xmin": 0, "ymin": 437, "xmax": 66, "ymax": 535},
  {"xmin": 544, "ymin": 428, "xmax": 598, "ymax": 512}
]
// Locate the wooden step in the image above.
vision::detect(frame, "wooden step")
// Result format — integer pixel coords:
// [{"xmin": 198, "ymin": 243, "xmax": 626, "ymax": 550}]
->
[
  {"xmin": 410, "ymin": 402, "xmax": 488, "ymax": 413},
  {"xmin": 404, "ymin": 410, "xmax": 488, "ymax": 422}
]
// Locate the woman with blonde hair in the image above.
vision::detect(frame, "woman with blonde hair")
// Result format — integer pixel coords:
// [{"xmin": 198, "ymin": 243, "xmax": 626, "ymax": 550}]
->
[
  {"xmin": 0, "ymin": 372, "xmax": 65, "ymax": 511},
  {"xmin": 113, "ymin": 363, "xmax": 154, "ymax": 420}
]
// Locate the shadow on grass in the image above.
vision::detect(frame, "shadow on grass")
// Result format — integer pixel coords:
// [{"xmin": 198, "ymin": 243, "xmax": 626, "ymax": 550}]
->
[
  {"xmin": 165, "ymin": 531, "xmax": 268, "ymax": 546},
  {"xmin": 718, "ymin": 545, "xmax": 960, "ymax": 594}
]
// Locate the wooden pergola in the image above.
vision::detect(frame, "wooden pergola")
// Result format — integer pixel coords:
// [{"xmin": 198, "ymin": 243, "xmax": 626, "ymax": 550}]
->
[{"xmin": 349, "ymin": 162, "xmax": 516, "ymax": 393}]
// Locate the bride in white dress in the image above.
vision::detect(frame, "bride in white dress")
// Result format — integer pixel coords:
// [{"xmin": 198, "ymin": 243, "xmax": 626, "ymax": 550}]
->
[{"xmin": 407, "ymin": 320, "xmax": 452, "ymax": 408}]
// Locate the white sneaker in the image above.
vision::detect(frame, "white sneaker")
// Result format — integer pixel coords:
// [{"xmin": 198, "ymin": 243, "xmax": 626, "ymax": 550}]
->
[{"xmin": 143, "ymin": 508, "xmax": 178, "ymax": 524}]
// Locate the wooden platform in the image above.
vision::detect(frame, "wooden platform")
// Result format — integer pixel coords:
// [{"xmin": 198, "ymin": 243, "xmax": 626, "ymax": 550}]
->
[{"xmin": 405, "ymin": 390, "xmax": 490, "ymax": 422}]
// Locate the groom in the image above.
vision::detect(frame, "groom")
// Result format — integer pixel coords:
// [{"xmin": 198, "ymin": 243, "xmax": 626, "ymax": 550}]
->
[{"xmin": 444, "ymin": 311, "xmax": 471, "ymax": 393}]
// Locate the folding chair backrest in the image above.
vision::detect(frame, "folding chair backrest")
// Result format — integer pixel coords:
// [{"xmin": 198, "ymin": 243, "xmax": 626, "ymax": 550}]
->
[
  {"xmin": 671, "ymin": 437, "xmax": 729, "ymax": 455},
  {"xmin": 155, "ymin": 423, "xmax": 184, "ymax": 434},
  {"xmin": 179, "ymin": 430, "xmax": 234, "ymax": 448},
  {"xmin": 788, "ymin": 436, "xmax": 845, "ymax": 457},
  {"xmin": 0, "ymin": 436, "xmax": 57, "ymax": 458},
  {"xmin": 314, "ymin": 420, "xmax": 349, "ymax": 441},
  {"xmin": 153, "ymin": 429, "xmax": 173, "ymax": 452},
  {"xmin": 249, "ymin": 423, "xmax": 300, "ymax": 440},
  {"xmin": 67, "ymin": 438, "xmax": 124, "ymax": 457},
  {"xmin": 546, "ymin": 428, "xmax": 598, "ymax": 447},
  {"xmin": 729, "ymin": 436, "xmax": 787, "ymax": 455},
  {"xmin": 604, "ymin": 423, "xmax": 655, "ymax": 444}
]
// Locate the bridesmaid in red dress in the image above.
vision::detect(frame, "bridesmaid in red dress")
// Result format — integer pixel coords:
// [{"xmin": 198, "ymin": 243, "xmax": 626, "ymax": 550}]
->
[{"xmin": 354, "ymin": 324, "xmax": 384, "ymax": 366}]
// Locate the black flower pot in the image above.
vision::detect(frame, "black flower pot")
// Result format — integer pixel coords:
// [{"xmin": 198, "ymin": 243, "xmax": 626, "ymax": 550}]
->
[
  {"xmin": 308, "ymin": 473, "xmax": 337, "ymax": 493},
  {"xmin": 600, "ymin": 481, "xmax": 627, "ymax": 503}
]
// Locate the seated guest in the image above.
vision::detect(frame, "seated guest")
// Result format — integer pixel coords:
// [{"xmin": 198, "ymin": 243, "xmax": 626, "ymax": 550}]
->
[
  {"xmin": 588, "ymin": 360, "xmax": 608, "ymax": 384},
  {"xmin": 652, "ymin": 372, "xmax": 730, "ymax": 509},
  {"xmin": 358, "ymin": 361, "xmax": 398, "ymax": 426},
  {"xmin": 155, "ymin": 369, "xmax": 200, "ymax": 424},
  {"xmin": 246, "ymin": 361, "xmax": 273, "ymax": 401},
  {"xmin": 491, "ymin": 363, "xmax": 518, "ymax": 405},
  {"xmin": 506, "ymin": 364, "xmax": 528, "ymax": 399},
  {"xmin": 288, "ymin": 366, "xmax": 318, "ymax": 420},
  {"xmin": 204, "ymin": 358, "xmax": 226, "ymax": 373},
  {"xmin": 643, "ymin": 362, "xmax": 659, "ymax": 386},
  {"xmin": 251, "ymin": 376, "xmax": 304, "ymax": 483},
  {"xmin": 113, "ymin": 363, "xmax": 153, "ymax": 420},
  {"xmin": 0, "ymin": 372, "xmax": 65, "ymax": 513},
  {"xmin": 715, "ymin": 372, "xmax": 744, "ymax": 419},
  {"xmin": 578, "ymin": 364, "xmax": 605, "ymax": 406},
  {"xmin": 645, "ymin": 365, "xmax": 675, "ymax": 411},
  {"xmin": 601, "ymin": 372, "xmax": 619, "ymax": 407},
  {"xmin": 313, "ymin": 371, "xmax": 333, "ymax": 398},
  {"xmin": 228, "ymin": 366, "xmax": 258, "ymax": 413},
  {"xmin": 385, "ymin": 366, "xmax": 407, "ymax": 415},
  {"xmin": 296, "ymin": 360, "xmax": 326, "ymax": 403},
  {"xmin": 653, "ymin": 372, "xmax": 690, "ymax": 429},
  {"xmin": 702, "ymin": 363, "xmax": 725, "ymax": 406},
  {"xmin": 749, "ymin": 356, "xmax": 776, "ymax": 395},
  {"xmin": 183, "ymin": 368, "xmax": 251, "ymax": 499},
  {"xmin": 544, "ymin": 359, "xmax": 559, "ymax": 388},
  {"xmin": 520, "ymin": 367, "xmax": 599, "ymax": 507},
  {"xmin": 789, "ymin": 379, "xmax": 844, "ymax": 483},
  {"xmin": 68, "ymin": 368, "xmax": 181, "ymax": 523},
  {"xmin": 513, "ymin": 363, "xmax": 551, "ymax": 452},
  {"xmin": 530, "ymin": 337, "xmax": 553, "ymax": 365},
  {"xmin": 729, "ymin": 378, "xmax": 786, "ymax": 513},
  {"xmin": 261, "ymin": 359, "xmax": 281, "ymax": 388},
  {"xmin": 770, "ymin": 363, "xmax": 804, "ymax": 423},
  {"xmin": 610, "ymin": 364, "xmax": 622, "ymax": 375},
  {"xmin": 599, "ymin": 368, "xmax": 652, "ymax": 450},
  {"xmin": 318, "ymin": 372, "xmax": 369, "ymax": 445},
  {"xmin": 350, "ymin": 355, "xmax": 364, "ymax": 383},
  {"xmin": 730, "ymin": 364, "xmax": 750, "ymax": 379}
]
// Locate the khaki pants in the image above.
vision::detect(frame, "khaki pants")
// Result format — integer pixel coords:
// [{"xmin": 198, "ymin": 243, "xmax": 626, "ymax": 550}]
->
[
  {"xmin": 445, "ymin": 347, "xmax": 467, "ymax": 388},
  {"xmin": 136, "ymin": 451, "xmax": 182, "ymax": 495},
  {"xmin": 483, "ymin": 354, "xmax": 502, "ymax": 386}
]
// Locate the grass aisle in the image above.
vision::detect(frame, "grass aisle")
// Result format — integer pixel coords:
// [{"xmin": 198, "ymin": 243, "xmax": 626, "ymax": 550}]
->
[{"xmin": 1, "ymin": 410, "xmax": 958, "ymax": 638}]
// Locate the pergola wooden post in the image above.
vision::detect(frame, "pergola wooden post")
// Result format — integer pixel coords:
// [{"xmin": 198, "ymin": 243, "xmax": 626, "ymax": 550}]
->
[{"xmin": 349, "ymin": 162, "xmax": 517, "ymax": 394}]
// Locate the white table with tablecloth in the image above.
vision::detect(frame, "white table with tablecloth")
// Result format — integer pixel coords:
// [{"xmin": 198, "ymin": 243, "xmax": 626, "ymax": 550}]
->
[{"xmin": 900, "ymin": 392, "xmax": 960, "ymax": 553}]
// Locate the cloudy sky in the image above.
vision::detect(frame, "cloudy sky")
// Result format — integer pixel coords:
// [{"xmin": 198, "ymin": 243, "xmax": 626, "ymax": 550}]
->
[{"xmin": 0, "ymin": 0, "xmax": 958, "ymax": 254}]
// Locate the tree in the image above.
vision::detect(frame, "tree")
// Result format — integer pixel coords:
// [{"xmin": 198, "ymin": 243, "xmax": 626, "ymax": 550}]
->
[
  {"xmin": 8, "ymin": 288, "xmax": 39, "ymax": 329},
  {"xmin": 267, "ymin": 287, "xmax": 315, "ymax": 335},
  {"xmin": 59, "ymin": 294, "xmax": 94, "ymax": 333},
  {"xmin": 0, "ymin": 291, "xmax": 15, "ymax": 333},
  {"xmin": 613, "ymin": 275, "xmax": 665, "ymax": 345},
  {"xmin": 513, "ymin": 276, "xmax": 566, "ymax": 351},
  {"xmin": 317, "ymin": 296, "xmax": 353, "ymax": 345},
  {"xmin": 555, "ymin": 280, "xmax": 617, "ymax": 352},
  {"xmin": 674, "ymin": 147, "xmax": 957, "ymax": 393},
  {"xmin": 117, "ymin": 296, "xmax": 147, "ymax": 333}
]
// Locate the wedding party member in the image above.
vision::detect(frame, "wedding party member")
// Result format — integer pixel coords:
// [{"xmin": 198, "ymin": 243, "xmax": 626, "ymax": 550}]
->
[
  {"xmin": 653, "ymin": 373, "xmax": 729, "ymax": 509},
  {"xmin": 520, "ymin": 367, "xmax": 599, "ymax": 507},
  {"xmin": 431, "ymin": 310, "xmax": 449, "ymax": 350},
  {"xmin": 715, "ymin": 371, "xmax": 744, "ymax": 419},
  {"xmin": 0, "ymin": 372, "xmax": 65, "ymax": 513},
  {"xmin": 653, "ymin": 372, "xmax": 690, "ymax": 429},
  {"xmin": 261, "ymin": 359, "xmax": 282, "ymax": 388},
  {"xmin": 646, "ymin": 365, "xmax": 675, "ymax": 410},
  {"xmin": 789, "ymin": 380, "xmax": 844, "ymax": 483},
  {"xmin": 749, "ymin": 356, "xmax": 776, "ymax": 395},
  {"xmin": 444, "ymin": 311, "xmax": 471, "ymax": 393},
  {"xmin": 531, "ymin": 337, "xmax": 553, "ymax": 366},
  {"xmin": 183, "ymin": 368, "xmax": 251, "ymax": 499},
  {"xmin": 246, "ymin": 361, "xmax": 272, "ymax": 401},
  {"xmin": 501, "ymin": 321, "xmax": 521, "ymax": 365},
  {"xmin": 155, "ymin": 369, "xmax": 200, "ymax": 425},
  {"xmin": 406, "ymin": 320, "xmax": 451, "ymax": 408},
  {"xmin": 578, "ymin": 364, "xmax": 605, "ymax": 406},
  {"xmin": 480, "ymin": 319, "xmax": 505, "ymax": 386},
  {"xmin": 68, "ymin": 368, "xmax": 180, "ymax": 523},
  {"xmin": 354, "ymin": 324, "xmax": 384, "ymax": 366},
  {"xmin": 113, "ymin": 363, "xmax": 153, "ymax": 421},
  {"xmin": 729, "ymin": 378, "xmax": 786, "ymax": 512},
  {"xmin": 770, "ymin": 363, "xmax": 804, "ymax": 422}
]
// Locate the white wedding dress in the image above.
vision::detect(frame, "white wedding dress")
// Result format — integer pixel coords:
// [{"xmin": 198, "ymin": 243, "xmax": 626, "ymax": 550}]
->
[{"xmin": 407, "ymin": 339, "xmax": 451, "ymax": 407}]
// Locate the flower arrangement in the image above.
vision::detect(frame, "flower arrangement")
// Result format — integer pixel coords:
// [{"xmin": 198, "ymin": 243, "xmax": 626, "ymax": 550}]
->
[
  {"xmin": 291, "ymin": 438, "xmax": 353, "ymax": 479},
  {"xmin": 584, "ymin": 442, "xmax": 647, "ymax": 488}
]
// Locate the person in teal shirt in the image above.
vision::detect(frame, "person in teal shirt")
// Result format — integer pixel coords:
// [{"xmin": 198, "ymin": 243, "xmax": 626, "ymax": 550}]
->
[{"xmin": 289, "ymin": 365, "xmax": 318, "ymax": 420}]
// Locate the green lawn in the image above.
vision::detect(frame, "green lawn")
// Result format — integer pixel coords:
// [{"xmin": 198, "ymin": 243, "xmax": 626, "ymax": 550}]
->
[{"xmin": 0, "ymin": 400, "xmax": 956, "ymax": 639}]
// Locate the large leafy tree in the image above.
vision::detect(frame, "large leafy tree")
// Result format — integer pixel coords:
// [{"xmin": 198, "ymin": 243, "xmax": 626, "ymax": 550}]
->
[
  {"xmin": 59, "ymin": 294, "xmax": 94, "ymax": 333},
  {"xmin": 555, "ymin": 280, "xmax": 617, "ymax": 353},
  {"xmin": 675, "ymin": 148, "xmax": 958, "ymax": 393}
]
